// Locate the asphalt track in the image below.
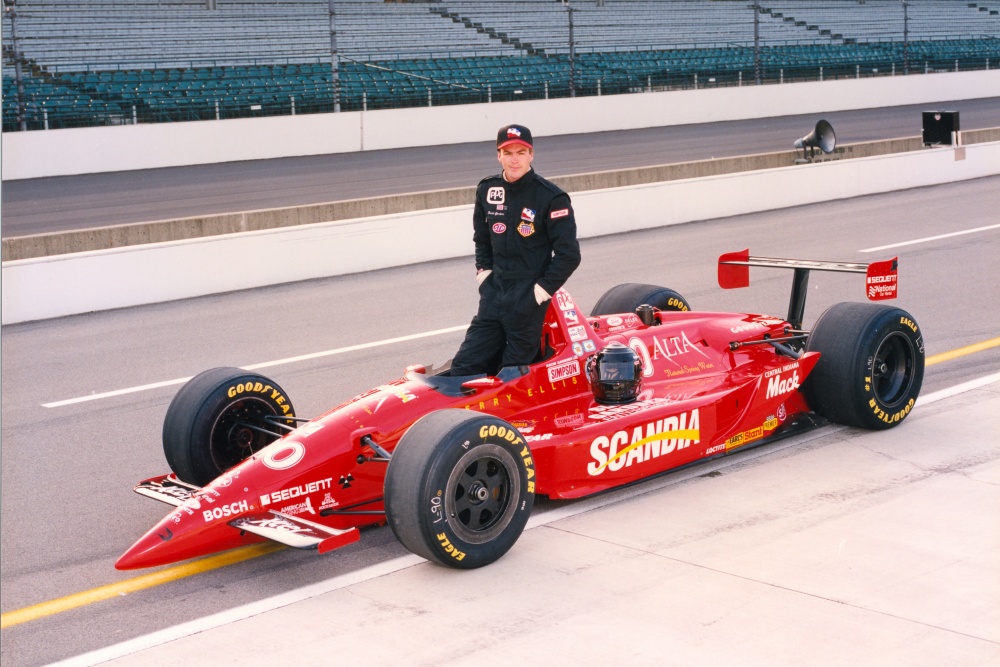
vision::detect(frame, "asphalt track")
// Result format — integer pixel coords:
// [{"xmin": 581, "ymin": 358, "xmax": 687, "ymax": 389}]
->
[
  {"xmin": 1, "ymin": 168, "xmax": 998, "ymax": 664},
  {"xmin": 2, "ymin": 97, "xmax": 1000, "ymax": 237},
  {"xmin": 0, "ymin": 100, "xmax": 1000, "ymax": 667}
]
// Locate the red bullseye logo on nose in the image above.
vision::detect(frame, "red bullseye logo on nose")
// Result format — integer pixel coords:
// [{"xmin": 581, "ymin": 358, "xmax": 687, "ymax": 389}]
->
[{"xmin": 262, "ymin": 442, "xmax": 305, "ymax": 470}]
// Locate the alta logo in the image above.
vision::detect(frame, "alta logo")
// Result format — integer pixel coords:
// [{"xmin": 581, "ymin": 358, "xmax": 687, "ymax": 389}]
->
[{"xmin": 766, "ymin": 371, "xmax": 800, "ymax": 399}]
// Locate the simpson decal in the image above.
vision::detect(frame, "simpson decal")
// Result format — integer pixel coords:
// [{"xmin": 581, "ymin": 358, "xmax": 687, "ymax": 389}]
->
[{"xmin": 550, "ymin": 208, "xmax": 569, "ymax": 219}]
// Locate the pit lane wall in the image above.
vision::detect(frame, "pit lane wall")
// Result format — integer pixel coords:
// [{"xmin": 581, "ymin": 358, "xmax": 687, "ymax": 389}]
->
[{"xmin": 3, "ymin": 139, "xmax": 998, "ymax": 324}]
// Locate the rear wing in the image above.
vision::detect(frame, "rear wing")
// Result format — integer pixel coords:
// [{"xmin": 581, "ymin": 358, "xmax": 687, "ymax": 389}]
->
[{"xmin": 718, "ymin": 249, "xmax": 898, "ymax": 330}]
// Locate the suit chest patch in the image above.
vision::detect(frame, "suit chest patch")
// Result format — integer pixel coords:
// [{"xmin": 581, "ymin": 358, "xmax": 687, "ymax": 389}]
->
[{"xmin": 517, "ymin": 222, "xmax": 535, "ymax": 238}]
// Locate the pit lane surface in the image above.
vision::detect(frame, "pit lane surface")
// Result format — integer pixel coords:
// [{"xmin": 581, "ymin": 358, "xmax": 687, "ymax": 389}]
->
[
  {"xmin": 2, "ymin": 97, "xmax": 999, "ymax": 237},
  {"xmin": 1, "ymin": 176, "xmax": 999, "ymax": 666}
]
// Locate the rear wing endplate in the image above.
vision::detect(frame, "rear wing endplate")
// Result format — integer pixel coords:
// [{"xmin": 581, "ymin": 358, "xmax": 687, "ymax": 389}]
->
[{"xmin": 718, "ymin": 249, "xmax": 898, "ymax": 329}]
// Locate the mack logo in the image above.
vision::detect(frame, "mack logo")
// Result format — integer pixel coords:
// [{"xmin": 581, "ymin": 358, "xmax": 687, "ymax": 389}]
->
[
  {"xmin": 766, "ymin": 371, "xmax": 800, "ymax": 399},
  {"xmin": 587, "ymin": 409, "xmax": 700, "ymax": 476},
  {"xmin": 652, "ymin": 331, "xmax": 709, "ymax": 366},
  {"xmin": 203, "ymin": 500, "xmax": 249, "ymax": 522}
]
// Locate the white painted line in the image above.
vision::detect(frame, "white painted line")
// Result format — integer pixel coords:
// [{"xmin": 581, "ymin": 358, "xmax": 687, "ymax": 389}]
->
[
  {"xmin": 859, "ymin": 223, "xmax": 1000, "ymax": 253},
  {"xmin": 44, "ymin": 373, "xmax": 1000, "ymax": 667},
  {"xmin": 915, "ymin": 371, "xmax": 1000, "ymax": 406},
  {"xmin": 42, "ymin": 324, "xmax": 468, "ymax": 408},
  {"xmin": 45, "ymin": 555, "xmax": 426, "ymax": 667}
]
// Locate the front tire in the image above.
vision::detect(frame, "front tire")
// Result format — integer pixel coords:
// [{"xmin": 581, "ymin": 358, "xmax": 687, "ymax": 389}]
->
[
  {"xmin": 802, "ymin": 303, "xmax": 924, "ymax": 430},
  {"xmin": 384, "ymin": 410, "xmax": 535, "ymax": 569},
  {"xmin": 162, "ymin": 367, "xmax": 296, "ymax": 486},
  {"xmin": 591, "ymin": 283, "xmax": 691, "ymax": 316}
]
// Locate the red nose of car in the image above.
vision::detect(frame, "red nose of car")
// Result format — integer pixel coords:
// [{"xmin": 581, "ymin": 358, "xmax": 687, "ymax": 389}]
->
[{"xmin": 115, "ymin": 493, "xmax": 262, "ymax": 570}]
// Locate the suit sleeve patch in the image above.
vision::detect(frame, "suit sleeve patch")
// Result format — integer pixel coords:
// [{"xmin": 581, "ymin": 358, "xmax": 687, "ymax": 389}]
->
[{"xmin": 550, "ymin": 208, "xmax": 570, "ymax": 219}]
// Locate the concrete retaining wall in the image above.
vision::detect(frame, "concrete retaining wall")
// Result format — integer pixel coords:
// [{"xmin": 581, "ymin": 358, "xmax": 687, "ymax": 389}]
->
[
  {"xmin": 4, "ymin": 70, "xmax": 999, "ymax": 181},
  {"xmin": 3, "ymin": 140, "xmax": 997, "ymax": 325},
  {"xmin": 6, "ymin": 129, "xmax": 1000, "ymax": 263}
]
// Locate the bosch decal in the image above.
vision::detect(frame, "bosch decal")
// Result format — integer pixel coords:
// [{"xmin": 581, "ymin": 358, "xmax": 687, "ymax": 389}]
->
[{"xmin": 203, "ymin": 500, "xmax": 250, "ymax": 522}]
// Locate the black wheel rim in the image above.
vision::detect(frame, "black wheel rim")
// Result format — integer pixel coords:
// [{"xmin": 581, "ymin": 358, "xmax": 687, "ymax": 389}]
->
[
  {"xmin": 871, "ymin": 332, "xmax": 916, "ymax": 409},
  {"xmin": 209, "ymin": 397, "xmax": 280, "ymax": 473},
  {"xmin": 445, "ymin": 445, "xmax": 518, "ymax": 544}
]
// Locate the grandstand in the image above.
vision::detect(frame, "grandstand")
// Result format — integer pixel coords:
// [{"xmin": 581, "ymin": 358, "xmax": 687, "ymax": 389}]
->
[{"xmin": 3, "ymin": 0, "xmax": 999, "ymax": 131}]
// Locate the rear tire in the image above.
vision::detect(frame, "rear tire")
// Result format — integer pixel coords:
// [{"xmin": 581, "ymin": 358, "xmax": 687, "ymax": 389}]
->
[
  {"xmin": 802, "ymin": 303, "xmax": 924, "ymax": 430},
  {"xmin": 384, "ymin": 410, "xmax": 535, "ymax": 569},
  {"xmin": 163, "ymin": 368, "xmax": 296, "ymax": 486},
  {"xmin": 591, "ymin": 283, "xmax": 691, "ymax": 316}
]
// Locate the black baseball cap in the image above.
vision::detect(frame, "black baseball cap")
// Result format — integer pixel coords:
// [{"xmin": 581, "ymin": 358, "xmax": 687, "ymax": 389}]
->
[{"xmin": 497, "ymin": 124, "xmax": 533, "ymax": 150}]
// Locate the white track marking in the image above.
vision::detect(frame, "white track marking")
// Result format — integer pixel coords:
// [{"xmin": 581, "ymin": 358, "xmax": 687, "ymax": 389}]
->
[
  {"xmin": 859, "ymin": 223, "xmax": 1000, "ymax": 253},
  {"xmin": 42, "ymin": 325, "xmax": 468, "ymax": 408}
]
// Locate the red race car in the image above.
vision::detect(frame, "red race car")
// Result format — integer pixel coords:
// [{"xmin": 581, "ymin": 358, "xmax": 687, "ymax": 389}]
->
[{"xmin": 117, "ymin": 250, "xmax": 923, "ymax": 570}]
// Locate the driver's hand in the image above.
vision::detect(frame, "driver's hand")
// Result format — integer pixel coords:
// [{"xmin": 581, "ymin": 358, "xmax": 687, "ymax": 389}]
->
[{"xmin": 534, "ymin": 284, "xmax": 551, "ymax": 305}]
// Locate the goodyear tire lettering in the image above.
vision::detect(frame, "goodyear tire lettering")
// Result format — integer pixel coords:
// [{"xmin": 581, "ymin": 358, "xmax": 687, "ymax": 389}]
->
[{"xmin": 385, "ymin": 411, "xmax": 534, "ymax": 569}]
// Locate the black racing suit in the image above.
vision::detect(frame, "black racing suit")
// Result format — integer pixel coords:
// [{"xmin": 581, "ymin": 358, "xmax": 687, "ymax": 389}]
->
[{"xmin": 451, "ymin": 168, "xmax": 581, "ymax": 376}]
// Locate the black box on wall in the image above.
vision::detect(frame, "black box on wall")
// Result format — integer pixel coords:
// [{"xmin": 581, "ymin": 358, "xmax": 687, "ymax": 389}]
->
[{"xmin": 922, "ymin": 111, "xmax": 960, "ymax": 145}]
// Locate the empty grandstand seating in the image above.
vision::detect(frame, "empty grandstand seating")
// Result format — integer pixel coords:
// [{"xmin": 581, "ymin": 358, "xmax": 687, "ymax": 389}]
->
[{"xmin": 3, "ymin": 0, "xmax": 998, "ymax": 131}]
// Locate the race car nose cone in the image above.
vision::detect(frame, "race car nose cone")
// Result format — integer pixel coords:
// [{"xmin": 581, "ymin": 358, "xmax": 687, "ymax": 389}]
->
[
  {"xmin": 116, "ymin": 506, "xmax": 257, "ymax": 570},
  {"xmin": 115, "ymin": 525, "xmax": 177, "ymax": 570}
]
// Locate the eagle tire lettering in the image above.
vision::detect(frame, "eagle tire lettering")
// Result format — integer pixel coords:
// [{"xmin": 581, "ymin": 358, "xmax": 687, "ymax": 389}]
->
[
  {"xmin": 803, "ymin": 303, "xmax": 924, "ymax": 430},
  {"xmin": 384, "ymin": 410, "xmax": 534, "ymax": 569}
]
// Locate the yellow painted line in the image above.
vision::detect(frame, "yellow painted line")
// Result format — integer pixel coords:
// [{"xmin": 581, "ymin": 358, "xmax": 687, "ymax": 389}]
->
[
  {"xmin": 0, "ymin": 542, "xmax": 284, "ymax": 630},
  {"xmin": 926, "ymin": 336, "xmax": 1000, "ymax": 366},
  {"xmin": 5, "ymin": 337, "xmax": 998, "ymax": 630}
]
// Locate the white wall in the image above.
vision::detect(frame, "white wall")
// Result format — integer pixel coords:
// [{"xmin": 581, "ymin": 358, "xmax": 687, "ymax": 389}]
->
[
  {"xmin": 3, "ymin": 141, "xmax": 997, "ymax": 325},
  {"xmin": 3, "ymin": 70, "xmax": 999, "ymax": 180}
]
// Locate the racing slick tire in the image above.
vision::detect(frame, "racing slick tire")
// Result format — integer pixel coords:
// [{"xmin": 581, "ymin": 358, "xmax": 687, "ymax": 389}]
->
[
  {"xmin": 591, "ymin": 283, "xmax": 691, "ymax": 317},
  {"xmin": 802, "ymin": 302, "xmax": 924, "ymax": 430},
  {"xmin": 163, "ymin": 367, "xmax": 297, "ymax": 486},
  {"xmin": 384, "ymin": 410, "xmax": 535, "ymax": 569}
]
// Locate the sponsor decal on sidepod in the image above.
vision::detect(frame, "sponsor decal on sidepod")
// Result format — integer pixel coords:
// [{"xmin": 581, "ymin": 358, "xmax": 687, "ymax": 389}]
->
[{"xmin": 588, "ymin": 409, "xmax": 700, "ymax": 476}]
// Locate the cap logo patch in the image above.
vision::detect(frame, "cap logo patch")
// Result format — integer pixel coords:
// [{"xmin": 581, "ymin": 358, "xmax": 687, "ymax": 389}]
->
[
  {"xmin": 487, "ymin": 187, "xmax": 505, "ymax": 205},
  {"xmin": 507, "ymin": 127, "xmax": 522, "ymax": 138},
  {"xmin": 521, "ymin": 208, "xmax": 536, "ymax": 222},
  {"xmin": 492, "ymin": 222, "xmax": 507, "ymax": 234}
]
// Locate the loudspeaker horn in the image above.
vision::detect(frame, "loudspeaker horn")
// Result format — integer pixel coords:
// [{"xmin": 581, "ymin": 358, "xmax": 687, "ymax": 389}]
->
[{"xmin": 794, "ymin": 119, "xmax": 836, "ymax": 161}]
